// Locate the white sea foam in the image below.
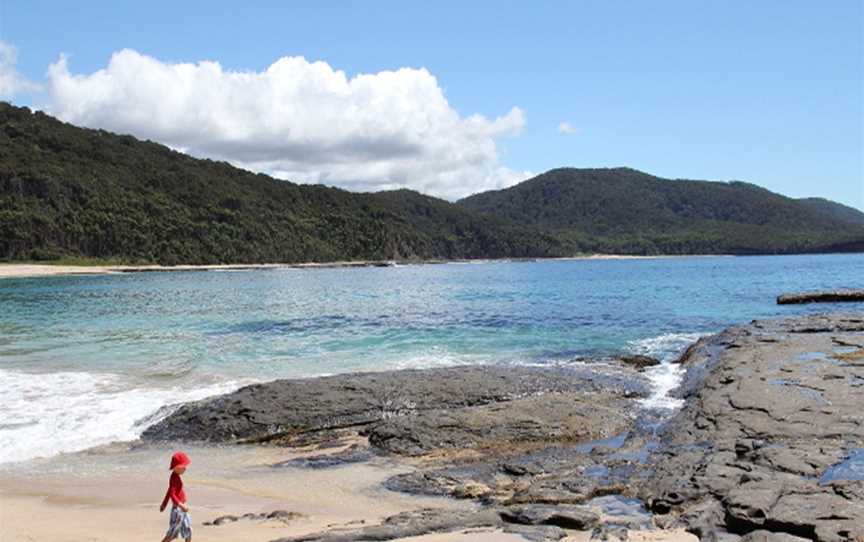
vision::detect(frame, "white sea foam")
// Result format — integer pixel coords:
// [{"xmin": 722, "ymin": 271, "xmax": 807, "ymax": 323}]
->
[
  {"xmin": 0, "ymin": 369, "xmax": 248, "ymax": 465},
  {"xmin": 627, "ymin": 332, "xmax": 707, "ymax": 411},
  {"xmin": 389, "ymin": 351, "xmax": 490, "ymax": 370}
]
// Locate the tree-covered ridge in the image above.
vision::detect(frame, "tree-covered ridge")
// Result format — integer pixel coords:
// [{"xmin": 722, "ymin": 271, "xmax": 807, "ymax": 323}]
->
[
  {"xmin": 796, "ymin": 197, "xmax": 864, "ymax": 226},
  {"xmin": 1, "ymin": 102, "xmax": 862, "ymax": 264},
  {"xmin": 458, "ymin": 167, "xmax": 864, "ymax": 254},
  {"xmin": 0, "ymin": 102, "xmax": 564, "ymax": 263}
]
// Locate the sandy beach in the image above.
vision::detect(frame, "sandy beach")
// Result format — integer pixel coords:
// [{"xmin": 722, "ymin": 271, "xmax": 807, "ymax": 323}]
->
[
  {"xmin": 0, "ymin": 442, "xmax": 465, "ymax": 542},
  {"xmin": 0, "ymin": 441, "xmax": 696, "ymax": 542}
]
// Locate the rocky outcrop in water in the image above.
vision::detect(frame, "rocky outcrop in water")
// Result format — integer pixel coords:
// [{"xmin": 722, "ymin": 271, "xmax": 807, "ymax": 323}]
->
[
  {"xmin": 142, "ymin": 364, "xmax": 648, "ymax": 445},
  {"xmin": 777, "ymin": 290, "xmax": 864, "ymax": 304},
  {"xmin": 619, "ymin": 354, "xmax": 662, "ymax": 370}
]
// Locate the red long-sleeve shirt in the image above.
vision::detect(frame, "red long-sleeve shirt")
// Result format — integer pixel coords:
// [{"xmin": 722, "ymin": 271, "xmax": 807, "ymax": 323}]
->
[{"xmin": 161, "ymin": 472, "xmax": 186, "ymax": 508}]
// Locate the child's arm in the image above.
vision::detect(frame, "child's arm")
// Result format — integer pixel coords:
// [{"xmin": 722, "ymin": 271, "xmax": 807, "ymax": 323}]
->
[{"xmin": 159, "ymin": 488, "xmax": 170, "ymax": 512}]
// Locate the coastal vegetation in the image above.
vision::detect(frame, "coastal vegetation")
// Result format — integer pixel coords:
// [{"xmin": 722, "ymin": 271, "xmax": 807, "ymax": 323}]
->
[
  {"xmin": 0, "ymin": 103, "xmax": 562, "ymax": 264},
  {"xmin": 1, "ymin": 102, "xmax": 862, "ymax": 264}
]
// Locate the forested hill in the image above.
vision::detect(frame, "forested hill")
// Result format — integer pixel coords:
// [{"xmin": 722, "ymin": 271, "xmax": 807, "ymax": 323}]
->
[
  {"xmin": 0, "ymin": 103, "xmax": 563, "ymax": 263},
  {"xmin": 796, "ymin": 197, "xmax": 864, "ymax": 226},
  {"xmin": 458, "ymin": 168, "xmax": 864, "ymax": 254},
  {"xmin": 1, "ymin": 102, "xmax": 862, "ymax": 264}
]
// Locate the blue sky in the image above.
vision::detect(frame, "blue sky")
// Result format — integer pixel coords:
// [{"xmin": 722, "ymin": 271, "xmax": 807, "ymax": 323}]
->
[{"xmin": 1, "ymin": 0, "xmax": 862, "ymax": 208}]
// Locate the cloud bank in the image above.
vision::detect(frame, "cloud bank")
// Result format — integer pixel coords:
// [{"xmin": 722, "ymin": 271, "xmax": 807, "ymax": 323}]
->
[
  {"xmin": 0, "ymin": 41, "xmax": 40, "ymax": 99},
  {"xmin": 46, "ymin": 50, "xmax": 530, "ymax": 199}
]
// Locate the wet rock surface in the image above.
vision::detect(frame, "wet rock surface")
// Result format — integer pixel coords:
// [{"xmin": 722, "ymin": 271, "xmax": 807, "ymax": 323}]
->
[
  {"xmin": 619, "ymin": 354, "xmax": 662, "ymax": 370},
  {"xmin": 381, "ymin": 431, "xmax": 649, "ymax": 508},
  {"xmin": 641, "ymin": 313, "xmax": 864, "ymax": 541}
]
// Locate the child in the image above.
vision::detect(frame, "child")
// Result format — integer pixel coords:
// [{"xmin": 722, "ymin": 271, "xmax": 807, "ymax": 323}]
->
[{"xmin": 160, "ymin": 451, "xmax": 192, "ymax": 542}]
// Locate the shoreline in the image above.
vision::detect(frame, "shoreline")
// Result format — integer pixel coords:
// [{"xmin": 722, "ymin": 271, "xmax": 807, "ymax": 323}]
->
[
  {"xmin": 0, "ymin": 254, "xmax": 731, "ymax": 279},
  {"xmin": 0, "ymin": 440, "xmax": 696, "ymax": 542},
  {"xmin": 3, "ymin": 313, "xmax": 862, "ymax": 539}
]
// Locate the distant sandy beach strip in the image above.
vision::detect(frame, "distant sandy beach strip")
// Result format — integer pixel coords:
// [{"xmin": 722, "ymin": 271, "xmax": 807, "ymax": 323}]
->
[
  {"xmin": 0, "ymin": 263, "xmax": 290, "ymax": 278},
  {"xmin": 0, "ymin": 255, "xmax": 725, "ymax": 279}
]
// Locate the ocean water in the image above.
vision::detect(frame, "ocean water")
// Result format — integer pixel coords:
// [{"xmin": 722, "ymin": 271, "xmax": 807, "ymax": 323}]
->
[{"xmin": 1, "ymin": 254, "xmax": 862, "ymax": 464}]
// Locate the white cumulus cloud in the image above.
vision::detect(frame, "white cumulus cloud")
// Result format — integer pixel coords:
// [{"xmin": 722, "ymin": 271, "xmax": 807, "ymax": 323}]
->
[
  {"xmin": 0, "ymin": 41, "xmax": 41, "ymax": 99},
  {"xmin": 558, "ymin": 121, "xmax": 578, "ymax": 134},
  {"xmin": 45, "ymin": 49, "xmax": 531, "ymax": 199}
]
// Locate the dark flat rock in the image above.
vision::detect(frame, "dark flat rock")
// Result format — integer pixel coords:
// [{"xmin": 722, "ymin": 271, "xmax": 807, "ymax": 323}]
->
[
  {"xmin": 272, "ymin": 445, "xmax": 373, "ymax": 469},
  {"xmin": 268, "ymin": 506, "xmax": 588, "ymax": 542},
  {"xmin": 204, "ymin": 509, "xmax": 302, "ymax": 526},
  {"xmin": 142, "ymin": 364, "xmax": 648, "ymax": 445},
  {"xmin": 619, "ymin": 354, "xmax": 661, "ymax": 370},
  {"xmin": 365, "ymin": 392, "xmax": 631, "ymax": 456},
  {"xmin": 502, "ymin": 524, "xmax": 568, "ymax": 541},
  {"xmin": 269, "ymin": 508, "xmax": 504, "ymax": 542},
  {"xmin": 777, "ymin": 290, "xmax": 864, "ymax": 305},
  {"xmin": 740, "ymin": 531, "xmax": 812, "ymax": 542},
  {"xmin": 640, "ymin": 312, "xmax": 864, "ymax": 541},
  {"xmin": 500, "ymin": 504, "xmax": 600, "ymax": 529}
]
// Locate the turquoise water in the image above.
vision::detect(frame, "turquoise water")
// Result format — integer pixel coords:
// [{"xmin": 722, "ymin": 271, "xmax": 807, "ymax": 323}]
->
[{"xmin": 1, "ymin": 254, "xmax": 862, "ymax": 463}]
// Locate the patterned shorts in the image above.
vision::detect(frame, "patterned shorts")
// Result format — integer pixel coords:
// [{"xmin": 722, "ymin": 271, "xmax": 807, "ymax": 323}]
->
[{"xmin": 165, "ymin": 506, "xmax": 192, "ymax": 540}]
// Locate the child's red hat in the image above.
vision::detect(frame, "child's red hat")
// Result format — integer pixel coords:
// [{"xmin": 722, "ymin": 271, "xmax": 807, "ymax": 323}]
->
[{"xmin": 169, "ymin": 451, "xmax": 191, "ymax": 470}]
